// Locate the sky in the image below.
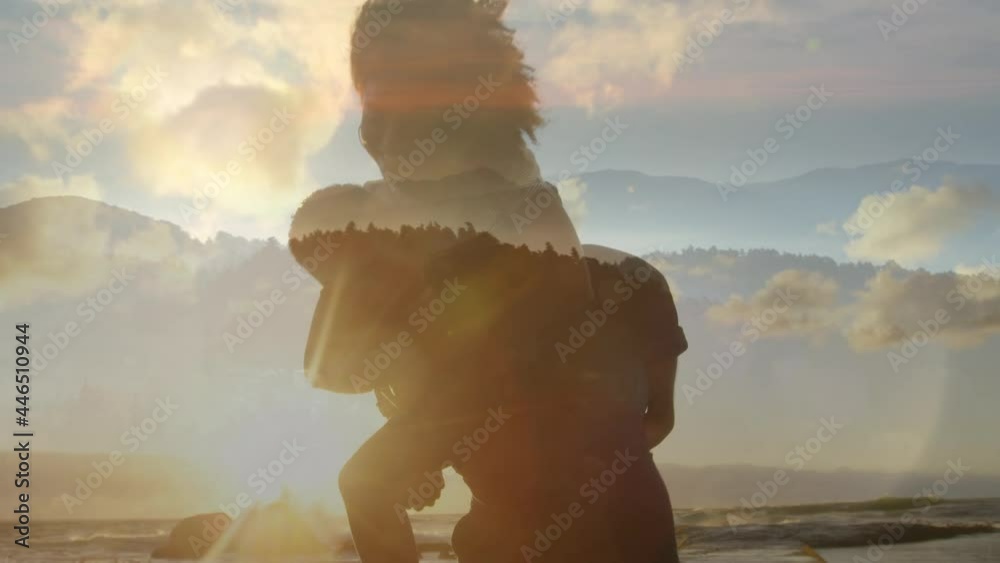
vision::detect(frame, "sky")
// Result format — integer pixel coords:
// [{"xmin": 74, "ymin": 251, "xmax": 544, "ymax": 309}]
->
[
  {"xmin": 1, "ymin": 0, "xmax": 999, "ymax": 517},
  {"xmin": 2, "ymin": 0, "xmax": 1000, "ymax": 241}
]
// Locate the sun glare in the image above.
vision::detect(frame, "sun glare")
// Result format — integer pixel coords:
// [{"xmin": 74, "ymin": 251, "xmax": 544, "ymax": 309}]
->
[{"xmin": 205, "ymin": 384, "xmax": 378, "ymax": 512}]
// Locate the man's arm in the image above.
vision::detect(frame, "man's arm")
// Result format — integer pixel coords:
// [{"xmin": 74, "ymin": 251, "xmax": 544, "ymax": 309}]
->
[{"xmin": 643, "ymin": 355, "xmax": 678, "ymax": 450}]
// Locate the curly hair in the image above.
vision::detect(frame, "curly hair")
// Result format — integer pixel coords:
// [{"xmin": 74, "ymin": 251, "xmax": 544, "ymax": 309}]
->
[{"xmin": 349, "ymin": 0, "xmax": 543, "ymax": 157}]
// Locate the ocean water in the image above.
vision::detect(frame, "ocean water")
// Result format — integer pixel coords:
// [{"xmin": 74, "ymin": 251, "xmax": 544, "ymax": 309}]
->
[{"xmin": 3, "ymin": 498, "xmax": 998, "ymax": 562}]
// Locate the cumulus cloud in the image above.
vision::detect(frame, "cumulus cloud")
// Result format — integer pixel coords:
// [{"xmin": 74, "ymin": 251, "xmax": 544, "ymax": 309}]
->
[
  {"xmin": 557, "ymin": 176, "xmax": 589, "ymax": 223},
  {"xmin": 0, "ymin": 97, "xmax": 74, "ymax": 160},
  {"xmin": 679, "ymin": 252, "xmax": 739, "ymax": 280},
  {"xmin": 707, "ymin": 269, "xmax": 840, "ymax": 337},
  {"xmin": 3, "ymin": 0, "xmax": 355, "ymax": 223},
  {"xmin": 544, "ymin": 1, "xmax": 687, "ymax": 111},
  {"xmin": 955, "ymin": 261, "xmax": 1000, "ymax": 280},
  {"xmin": 845, "ymin": 263, "xmax": 1000, "ymax": 350},
  {"xmin": 644, "ymin": 255, "xmax": 684, "ymax": 298},
  {"xmin": 843, "ymin": 184, "xmax": 996, "ymax": 266},
  {"xmin": 542, "ymin": 0, "xmax": 777, "ymax": 110},
  {"xmin": 683, "ymin": 251, "xmax": 1000, "ymax": 352},
  {"xmin": 130, "ymin": 84, "xmax": 331, "ymax": 216}
]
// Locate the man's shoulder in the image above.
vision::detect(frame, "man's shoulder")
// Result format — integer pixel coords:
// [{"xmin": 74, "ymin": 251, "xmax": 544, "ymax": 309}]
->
[
  {"xmin": 289, "ymin": 181, "xmax": 387, "ymax": 242},
  {"xmin": 583, "ymin": 244, "xmax": 667, "ymax": 285},
  {"xmin": 582, "ymin": 244, "xmax": 686, "ymax": 355}
]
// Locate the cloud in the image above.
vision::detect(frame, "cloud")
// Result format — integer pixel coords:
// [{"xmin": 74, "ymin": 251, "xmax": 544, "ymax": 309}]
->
[
  {"xmin": 2, "ymin": 0, "xmax": 355, "ymax": 224},
  {"xmin": 130, "ymin": 84, "xmax": 332, "ymax": 216},
  {"xmin": 0, "ymin": 97, "xmax": 74, "ymax": 160},
  {"xmin": 556, "ymin": 176, "xmax": 589, "ymax": 223},
  {"xmin": 843, "ymin": 184, "xmax": 996, "ymax": 266},
  {"xmin": 542, "ymin": 0, "xmax": 778, "ymax": 110},
  {"xmin": 544, "ymin": 1, "xmax": 688, "ymax": 111},
  {"xmin": 672, "ymin": 252, "xmax": 740, "ymax": 280},
  {"xmin": 845, "ymin": 264, "xmax": 1000, "ymax": 350},
  {"xmin": 707, "ymin": 269, "xmax": 840, "ymax": 337},
  {"xmin": 644, "ymin": 255, "xmax": 684, "ymax": 298},
  {"xmin": 682, "ymin": 250, "xmax": 1000, "ymax": 351},
  {"xmin": 955, "ymin": 261, "xmax": 1000, "ymax": 280}
]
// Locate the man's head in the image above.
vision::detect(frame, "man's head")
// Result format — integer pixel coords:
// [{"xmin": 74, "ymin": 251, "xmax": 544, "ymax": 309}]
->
[{"xmin": 350, "ymin": 0, "xmax": 543, "ymax": 183}]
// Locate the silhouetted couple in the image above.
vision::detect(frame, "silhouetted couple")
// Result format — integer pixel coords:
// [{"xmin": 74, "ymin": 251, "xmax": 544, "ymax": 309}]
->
[{"xmin": 288, "ymin": 1, "xmax": 686, "ymax": 561}]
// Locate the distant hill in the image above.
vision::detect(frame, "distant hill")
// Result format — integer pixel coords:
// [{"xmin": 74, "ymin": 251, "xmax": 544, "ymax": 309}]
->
[
  {"xmin": 0, "ymin": 195, "xmax": 268, "ymax": 308},
  {"xmin": 564, "ymin": 161, "xmax": 1000, "ymax": 268}
]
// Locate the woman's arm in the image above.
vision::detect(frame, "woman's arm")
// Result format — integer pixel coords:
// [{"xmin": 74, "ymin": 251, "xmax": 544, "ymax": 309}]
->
[
  {"xmin": 303, "ymin": 284, "xmax": 383, "ymax": 395},
  {"xmin": 303, "ymin": 288, "xmax": 361, "ymax": 394},
  {"xmin": 643, "ymin": 354, "xmax": 678, "ymax": 450}
]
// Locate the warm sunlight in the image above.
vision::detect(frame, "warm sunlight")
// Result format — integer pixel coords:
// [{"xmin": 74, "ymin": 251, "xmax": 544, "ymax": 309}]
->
[
  {"xmin": 199, "ymin": 383, "xmax": 376, "ymax": 511},
  {"xmin": 3, "ymin": 0, "xmax": 999, "ymax": 562}
]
